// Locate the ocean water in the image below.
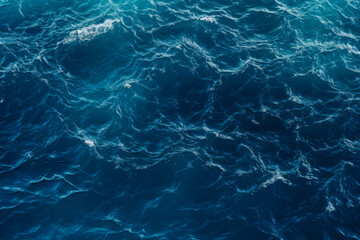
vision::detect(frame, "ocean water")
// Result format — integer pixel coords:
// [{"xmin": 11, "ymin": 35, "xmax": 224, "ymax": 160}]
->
[{"xmin": 1, "ymin": 0, "xmax": 360, "ymax": 239}]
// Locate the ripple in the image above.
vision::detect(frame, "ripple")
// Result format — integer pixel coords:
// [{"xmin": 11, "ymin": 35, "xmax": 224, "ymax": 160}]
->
[{"xmin": 1, "ymin": 0, "xmax": 360, "ymax": 239}]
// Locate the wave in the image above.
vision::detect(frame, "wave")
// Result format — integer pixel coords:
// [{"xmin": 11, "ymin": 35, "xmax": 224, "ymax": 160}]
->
[
  {"xmin": 62, "ymin": 19, "xmax": 120, "ymax": 44},
  {"xmin": 1, "ymin": 0, "xmax": 359, "ymax": 239}
]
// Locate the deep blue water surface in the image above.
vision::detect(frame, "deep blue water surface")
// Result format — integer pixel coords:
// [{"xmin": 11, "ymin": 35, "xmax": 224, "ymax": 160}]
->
[{"xmin": 1, "ymin": 0, "xmax": 360, "ymax": 239}]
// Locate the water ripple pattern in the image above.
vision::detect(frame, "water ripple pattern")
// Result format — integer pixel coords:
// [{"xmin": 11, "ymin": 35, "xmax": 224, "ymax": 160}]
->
[{"xmin": 1, "ymin": 0, "xmax": 360, "ymax": 239}]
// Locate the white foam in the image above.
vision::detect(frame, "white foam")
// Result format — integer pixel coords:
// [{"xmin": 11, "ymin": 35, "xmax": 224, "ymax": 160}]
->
[
  {"xmin": 124, "ymin": 83, "xmax": 131, "ymax": 88},
  {"xmin": 261, "ymin": 171, "xmax": 292, "ymax": 188},
  {"xmin": 199, "ymin": 16, "xmax": 217, "ymax": 23},
  {"xmin": 206, "ymin": 161, "xmax": 226, "ymax": 172},
  {"xmin": 85, "ymin": 139, "xmax": 95, "ymax": 147},
  {"xmin": 251, "ymin": 119, "xmax": 260, "ymax": 125},
  {"xmin": 203, "ymin": 125, "xmax": 233, "ymax": 140},
  {"xmin": 64, "ymin": 19, "xmax": 120, "ymax": 43},
  {"xmin": 326, "ymin": 202, "xmax": 335, "ymax": 213}
]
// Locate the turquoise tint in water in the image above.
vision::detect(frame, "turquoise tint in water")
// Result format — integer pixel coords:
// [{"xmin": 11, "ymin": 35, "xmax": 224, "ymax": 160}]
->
[{"xmin": 0, "ymin": 0, "xmax": 360, "ymax": 239}]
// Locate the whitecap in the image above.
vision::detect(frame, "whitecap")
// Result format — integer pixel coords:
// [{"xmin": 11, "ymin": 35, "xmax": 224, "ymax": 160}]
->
[
  {"xmin": 124, "ymin": 83, "xmax": 131, "ymax": 88},
  {"xmin": 261, "ymin": 171, "xmax": 292, "ymax": 188},
  {"xmin": 63, "ymin": 19, "xmax": 120, "ymax": 43},
  {"xmin": 85, "ymin": 139, "xmax": 95, "ymax": 147},
  {"xmin": 199, "ymin": 16, "xmax": 217, "ymax": 23},
  {"xmin": 326, "ymin": 201, "xmax": 335, "ymax": 213}
]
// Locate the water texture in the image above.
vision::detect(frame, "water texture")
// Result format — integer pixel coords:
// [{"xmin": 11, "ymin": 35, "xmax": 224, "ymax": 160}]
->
[{"xmin": 1, "ymin": 0, "xmax": 360, "ymax": 239}]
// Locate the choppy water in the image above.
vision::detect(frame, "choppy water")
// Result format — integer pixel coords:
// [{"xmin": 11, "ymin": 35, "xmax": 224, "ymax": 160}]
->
[{"xmin": 1, "ymin": 0, "xmax": 360, "ymax": 239}]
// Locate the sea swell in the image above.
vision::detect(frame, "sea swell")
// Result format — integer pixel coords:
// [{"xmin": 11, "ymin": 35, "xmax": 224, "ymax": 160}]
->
[{"xmin": 0, "ymin": 0, "xmax": 360, "ymax": 239}]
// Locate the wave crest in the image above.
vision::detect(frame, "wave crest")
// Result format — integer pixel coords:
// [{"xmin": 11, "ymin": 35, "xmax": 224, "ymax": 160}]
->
[{"xmin": 62, "ymin": 19, "xmax": 120, "ymax": 44}]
